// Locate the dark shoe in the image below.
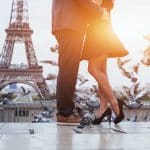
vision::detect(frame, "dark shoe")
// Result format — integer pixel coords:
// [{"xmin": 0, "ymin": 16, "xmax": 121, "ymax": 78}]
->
[
  {"xmin": 57, "ymin": 114, "xmax": 81, "ymax": 126},
  {"xmin": 114, "ymin": 100, "xmax": 128, "ymax": 124},
  {"xmin": 93, "ymin": 108, "xmax": 112, "ymax": 125}
]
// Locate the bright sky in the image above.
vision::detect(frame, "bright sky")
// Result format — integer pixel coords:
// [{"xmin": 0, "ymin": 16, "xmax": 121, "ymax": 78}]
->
[{"xmin": 0, "ymin": 0, "xmax": 149, "ymax": 88}]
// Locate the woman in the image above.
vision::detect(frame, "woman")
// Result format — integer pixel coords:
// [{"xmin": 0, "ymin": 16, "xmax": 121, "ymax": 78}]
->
[{"xmin": 82, "ymin": 0, "xmax": 129, "ymax": 124}]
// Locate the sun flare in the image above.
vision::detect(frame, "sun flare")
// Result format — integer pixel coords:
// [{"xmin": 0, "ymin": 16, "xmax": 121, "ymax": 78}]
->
[{"xmin": 111, "ymin": 0, "xmax": 150, "ymax": 55}]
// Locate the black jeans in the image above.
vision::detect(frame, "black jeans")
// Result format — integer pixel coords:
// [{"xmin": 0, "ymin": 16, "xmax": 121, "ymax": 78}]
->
[{"xmin": 55, "ymin": 30, "xmax": 85, "ymax": 117}]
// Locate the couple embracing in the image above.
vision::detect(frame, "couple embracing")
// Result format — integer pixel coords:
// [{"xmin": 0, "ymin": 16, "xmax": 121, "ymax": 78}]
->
[{"xmin": 52, "ymin": 0, "xmax": 129, "ymax": 125}]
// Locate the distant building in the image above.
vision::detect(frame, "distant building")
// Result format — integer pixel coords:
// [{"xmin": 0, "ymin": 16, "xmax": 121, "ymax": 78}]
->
[{"xmin": 0, "ymin": 101, "xmax": 55, "ymax": 122}]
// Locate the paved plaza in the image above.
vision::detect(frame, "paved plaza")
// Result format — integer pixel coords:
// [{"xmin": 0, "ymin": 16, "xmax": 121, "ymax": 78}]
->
[{"xmin": 0, "ymin": 122, "xmax": 150, "ymax": 150}]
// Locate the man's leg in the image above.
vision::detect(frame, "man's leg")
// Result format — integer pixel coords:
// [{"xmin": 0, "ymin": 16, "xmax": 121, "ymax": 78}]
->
[{"xmin": 55, "ymin": 30, "xmax": 84, "ymax": 117}]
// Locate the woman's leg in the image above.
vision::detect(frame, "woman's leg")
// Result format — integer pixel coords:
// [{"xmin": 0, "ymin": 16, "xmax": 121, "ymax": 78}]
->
[
  {"xmin": 91, "ymin": 57, "xmax": 109, "ymax": 117},
  {"xmin": 98, "ymin": 56, "xmax": 109, "ymax": 116},
  {"xmin": 88, "ymin": 55, "xmax": 120, "ymax": 116},
  {"xmin": 95, "ymin": 85, "xmax": 109, "ymax": 117}
]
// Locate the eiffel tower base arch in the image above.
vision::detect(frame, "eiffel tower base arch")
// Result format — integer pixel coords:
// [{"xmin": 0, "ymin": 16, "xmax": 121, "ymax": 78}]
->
[{"xmin": 0, "ymin": 68, "xmax": 50, "ymax": 100}]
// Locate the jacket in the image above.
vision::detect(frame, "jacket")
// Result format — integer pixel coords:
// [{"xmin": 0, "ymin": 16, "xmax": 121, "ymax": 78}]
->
[{"xmin": 52, "ymin": 0, "xmax": 102, "ymax": 34}]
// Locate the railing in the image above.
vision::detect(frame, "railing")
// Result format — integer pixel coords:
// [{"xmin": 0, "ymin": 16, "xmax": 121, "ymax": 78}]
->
[{"xmin": 9, "ymin": 64, "xmax": 28, "ymax": 69}]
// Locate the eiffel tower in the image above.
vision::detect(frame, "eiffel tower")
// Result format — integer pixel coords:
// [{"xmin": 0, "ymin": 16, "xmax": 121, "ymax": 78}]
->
[{"xmin": 0, "ymin": 0, "xmax": 49, "ymax": 99}]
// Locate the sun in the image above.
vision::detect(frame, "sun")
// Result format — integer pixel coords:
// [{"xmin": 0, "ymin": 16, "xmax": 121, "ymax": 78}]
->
[
  {"xmin": 110, "ymin": 0, "xmax": 150, "ymax": 55},
  {"xmin": 112, "ymin": 18, "xmax": 141, "ymax": 45}
]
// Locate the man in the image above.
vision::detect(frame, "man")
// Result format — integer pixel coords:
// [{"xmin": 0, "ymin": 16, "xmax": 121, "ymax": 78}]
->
[{"xmin": 52, "ymin": 0, "xmax": 103, "ymax": 125}]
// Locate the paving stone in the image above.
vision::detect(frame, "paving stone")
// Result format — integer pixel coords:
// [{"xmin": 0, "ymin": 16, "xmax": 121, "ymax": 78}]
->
[{"xmin": 0, "ymin": 122, "xmax": 150, "ymax": 150}]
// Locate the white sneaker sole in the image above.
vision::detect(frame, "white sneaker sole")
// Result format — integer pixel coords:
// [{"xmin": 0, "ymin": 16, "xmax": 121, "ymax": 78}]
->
[{"xmin": 57, "ymin": 122, "xmax": 80, "ymax": 126}]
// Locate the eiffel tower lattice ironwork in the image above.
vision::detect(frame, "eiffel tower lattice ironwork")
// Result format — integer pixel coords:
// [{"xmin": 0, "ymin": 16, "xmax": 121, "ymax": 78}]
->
[{"xmin": 0, "ymin": 0, "xmax": 49, "ymax": 99}]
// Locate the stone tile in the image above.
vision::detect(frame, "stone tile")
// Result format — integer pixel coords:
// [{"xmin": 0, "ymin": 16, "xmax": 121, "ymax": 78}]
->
[{"xmin": 0, "ymin": 122, "xmax": 150, "ymax": 150}]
